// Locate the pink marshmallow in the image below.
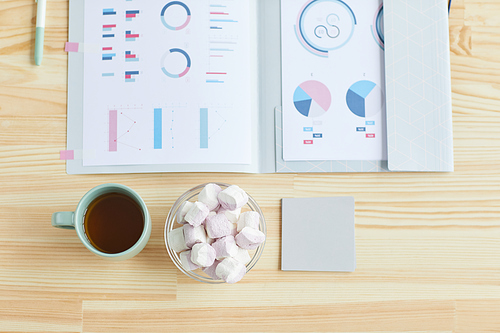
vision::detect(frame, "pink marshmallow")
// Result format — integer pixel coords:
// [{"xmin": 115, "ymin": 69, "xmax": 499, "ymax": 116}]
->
[
  {"xmin": 183, "ymin": 224, "xmax": 207, "ymax": 248},
  {"xmin": 205, "ymin": 213, "xmax": 233, "ymax": 239},
  {"xmin": 217, "ymin": 185, "xmax": 248, "ymax": 211},
  {"xmin": 235, "ymin": 227, "xmax": 265, "ymax": 250},
  {"xmin": 202, "ymin": 259, "xmax": 222, "ymax": 280},
  {"xmin": 199, "ymin": 183, "xmax": 222, "ymax": 211},
  {"xmin": 176, "ymin": 201, "xmax": 194, "ymax": 224},
  {"xmin": 184, "ymin": 201, "xmax": 210, "ymax": 227},
  {"xmin": 180, "ymin": 250, "xmax": 200, "ymax": 271},
  {"xmin": 236, "ymin": 211, "xmax": 261, "ymax": 232},
  {"xmin": 190, "ymin": 243, "xmax": 216, "ymax": 267},
  {"xmin": 216, "ymin": 257, "xmax": 246, "ymax": 284},
  {"xmin": 212, "ymin": 235, "xmax": 238, "ymax": 259}
]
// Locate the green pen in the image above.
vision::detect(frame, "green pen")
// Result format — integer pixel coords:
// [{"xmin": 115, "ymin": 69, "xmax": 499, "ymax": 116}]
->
[{"xmin": 34, "ymin": 0, "xmax": 47, "ymax": 66}]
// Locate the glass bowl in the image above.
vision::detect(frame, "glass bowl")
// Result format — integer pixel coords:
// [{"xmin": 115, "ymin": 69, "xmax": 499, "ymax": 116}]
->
[{"xmin": 164, "ymin": 183, "xmax": 266, "ymax": 284}]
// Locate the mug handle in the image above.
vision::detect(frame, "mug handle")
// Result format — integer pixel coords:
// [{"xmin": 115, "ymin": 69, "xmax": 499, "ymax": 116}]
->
[{"xmin": 52, "ymin": 212, "xmax": 75, "ymax": 230}]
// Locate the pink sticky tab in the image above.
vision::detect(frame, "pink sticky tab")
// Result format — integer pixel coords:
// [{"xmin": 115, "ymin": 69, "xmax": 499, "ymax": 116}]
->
[
  {"xmin": 65, "ymin": 42, "xmax": 79, "ymax": 53},
  {"xmin": 60, "ymin": 150, "xmax": 75, "ymax": 160}
]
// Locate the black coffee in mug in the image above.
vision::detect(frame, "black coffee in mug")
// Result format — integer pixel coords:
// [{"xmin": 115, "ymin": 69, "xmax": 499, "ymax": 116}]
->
[{"xmin": 83, "ymin": 192, "xmax": 144, "ymax": 254}]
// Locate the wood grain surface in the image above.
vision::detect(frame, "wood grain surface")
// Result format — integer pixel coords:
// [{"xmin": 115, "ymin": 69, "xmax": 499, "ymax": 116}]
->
[{"xmin": 0, "ymin": 0, "xmax": 499, "ymax": 332}]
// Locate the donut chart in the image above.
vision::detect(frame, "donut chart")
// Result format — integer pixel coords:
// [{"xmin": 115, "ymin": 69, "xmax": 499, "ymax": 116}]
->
[
  {"xmin": 161, "ymin": 1, "xmax": 191, "ymax": 31},
  {"xmin": 161, "ymin": 48, "xmax": 191, "ymax": 78},
  {"xmin": 293, "ymin": 80, "xmax": 331, "ymax": 117},
  {"xmin": 295, "ymin": 0, "xmax": 357, "ymax": 57},
  {"xmin": 346, "ymin": 80, "xmax": 384, "ymax": 118},
  {"xmin": 372, "ymin": 4, "xmax": 384, "ymax": 49}
]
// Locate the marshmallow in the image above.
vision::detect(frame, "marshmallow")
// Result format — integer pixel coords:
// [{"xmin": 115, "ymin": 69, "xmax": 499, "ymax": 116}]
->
[
  {"xmin": 212, "ymin": 236, "xmax": 238, "ymax": 260},
  {"xmin": 233, "ymin": 247, "xmax": 251, "ymax": 265},
  {"xmin": 176, "ymin": 201, "xmax": 194, "ymax": 224},
  {"xmin": 169, "ymin": 227, "xmax": 189, "ymax": 252},
  {"xmin": 230, "ymin": 223, "xmax": 238, "ymax": 237},
  {"xmin": 216, "ymin": 257, "xmax": 246, "ymax": 284},
  {"xmin": 202, "ymin": 260, "xmax": 222, "ymax": 280},
  {"xmin": 218, "ymin": 185, "xmax": 248, "ymax": 211},
  {"xmin": 206, "ymin": 211, "xmax": 217, "ymax": 222},
  {"xmin": 180, "ymin": 250, "xmax": 200, "ymax": 271},
  {"xmin": 237, "ymin": 211, "xmax": 260, "ymax": 232},
  {"xmin": 205, "ymin": 213, "xmax": 233, "ymax": 239},
  {"xmin": 199, "ymin": 183, "xmax": 222, "ymax": 211},
  {"xmin": 191, "ymin": 243, "xmax": 216, "ymax": 267},
  {"xmin": 235, "ymin": 227, "xmax": 265, "ymax": 250},
  {"xmin": 220, "ymin": 207, "xmax": 241, "ymax": 223},
  {"xmin": 183, "ymin": 224, "xmax": 207, "ymax": 248},
  {"xmin": 184, "ymin": 201, "xmax": 210, "ymax": 227}
]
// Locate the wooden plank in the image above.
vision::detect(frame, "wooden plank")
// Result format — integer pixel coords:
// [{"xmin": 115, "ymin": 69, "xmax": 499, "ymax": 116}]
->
[
  {"xmin": 0, "ymin": 300, "xmax": 82, "ymax": 333},
  {"xmin": 82, "ymin": 300, "xmax": 456, "ymax": 333}
]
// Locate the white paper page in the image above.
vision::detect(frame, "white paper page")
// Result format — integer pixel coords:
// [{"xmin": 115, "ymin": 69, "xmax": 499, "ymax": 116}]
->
[
  {"xmin": 281, "ymin": 0, "xmax": 387, "ymax": 161},
  {"xmin": 82, "ymin": 0, "xmax": 252, "ymax": 166}
]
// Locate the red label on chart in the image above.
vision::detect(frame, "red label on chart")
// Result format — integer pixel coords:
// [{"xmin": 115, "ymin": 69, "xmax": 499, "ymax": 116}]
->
[
  {"xmin": 304, "ymin": 140, "xmax": 314, "ymax": 144},
  {"xmin": 366, "ymin": 133, "xmax": 375, "ymax": 138}
]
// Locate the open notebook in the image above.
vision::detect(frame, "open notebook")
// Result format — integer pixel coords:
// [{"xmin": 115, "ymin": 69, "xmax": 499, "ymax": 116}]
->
[{"xmin": 66, "ymin": 0, "xmax": 453, "ymax": 174}]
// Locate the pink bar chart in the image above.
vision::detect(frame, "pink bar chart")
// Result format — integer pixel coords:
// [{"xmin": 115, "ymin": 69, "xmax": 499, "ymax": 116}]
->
[{"xmin": 109, "ymin": 110, "xmax": 118, "ymax": 152}]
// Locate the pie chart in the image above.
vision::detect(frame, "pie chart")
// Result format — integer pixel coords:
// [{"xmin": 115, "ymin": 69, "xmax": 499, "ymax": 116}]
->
[
  {"xmin": 346, "ymin": 80, "xmax": 384, "ymax": 118},
  {"xmin": 293, "ymin": 80, "xmax": 331, "ymax": 117}
]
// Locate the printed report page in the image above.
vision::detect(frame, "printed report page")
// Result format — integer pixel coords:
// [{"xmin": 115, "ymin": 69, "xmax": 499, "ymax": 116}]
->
[
  {"xmin": 82, "ymin": 0, "xmax": 252, "ymax": 166},
  {"xmin": 281, "ymin": 0, "xmax": 387, "ymax": 161}
]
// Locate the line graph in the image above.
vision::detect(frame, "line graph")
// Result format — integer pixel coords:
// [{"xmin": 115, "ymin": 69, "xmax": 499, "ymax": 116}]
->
[{"xmin": 108, "ymin": 109, "xmax": 142, "ymax": 152}]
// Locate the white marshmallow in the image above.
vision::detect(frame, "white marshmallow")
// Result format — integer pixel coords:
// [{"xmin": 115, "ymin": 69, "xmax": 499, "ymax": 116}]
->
[
  {"xmin": 176, "ymin": 201, "xmax": 194, "ymax": 224},
  {"xmin": 202, "ymin": 260, "xmax": 222, "ymax": 280},
  {"xmin": 180, "ymin": 250, "xmax": 200, "ymax": 271},
  {"xmin": 183, "ymin": 224, "xmax": 207, "ymax": 248},
  {"xmin": 184, "ymin": 201, "xmax": 210, "ymax": 227},
  {"xmin": 235, "ymin": 227, "xmax": 265, "ymax": 250},
  {"xmin": 233, "ymin": 247, "xmax": 251, "ymax": 265},
  {"xmin": 206, "ymin": 236, "xmax": 215, "ymax": 245},
  {"xmin": 191, "ymin": 243, "xmax": 216, "ymax": 267},
  {"xmin": 212, "ymin": 236, "xmax": 238, "ymax": 260},
  {"xmin": 199, "ymin": 183, "xmax": 222, "ymax": 211},
  {"xmin": 216, "ymin": 257, "xmax": 246, "ymax": 284},
  {"xmin": 169, "ymin": 227, "xmax": 189, "ymax": 252},
  {"xmin": 220, "ymin": 207, "xmax": 241, "ymax": 223},
  {"xmin": 217, "ymin": 185, "xmax": 248, "ymax": 211},
  {"xmin": 205, "ymin": 213, "xmax": 233, "ymax": 239},
  {"xmin": 237, "ymin": 211, "xmax": 261, "ymax": 232}
]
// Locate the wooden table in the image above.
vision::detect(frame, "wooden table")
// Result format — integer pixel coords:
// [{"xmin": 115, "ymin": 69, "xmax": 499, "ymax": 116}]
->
[{"xmin": 0, "ymin": 1, "xmax": 499, "ymax": 332}]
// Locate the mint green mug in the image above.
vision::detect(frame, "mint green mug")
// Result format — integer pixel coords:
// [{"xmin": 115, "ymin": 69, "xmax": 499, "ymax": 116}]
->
[{"xmin": 52, "ymin": 183, "xmax": 152, "ymax": 260}]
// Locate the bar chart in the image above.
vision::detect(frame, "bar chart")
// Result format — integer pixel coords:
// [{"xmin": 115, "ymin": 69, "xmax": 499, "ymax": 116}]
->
[
  {"xmin": 107, "ymin": 108, "xmax": 141, "ymax": 152},
  {"xmin": 199, "ymin": 106, "xmax": 228, "ymax": 149},
  {"xmin": 125, "ymin": 71, "xmax": 139, "ymax": 82},
  {"xmin": 126, "ymin": 10, "xmax": 140, "ymax": 22},
  {"xmin": 154, "ymin": 108, "xmax": 162, "ymax": 149},
  {"xmin": 125, "ymin": 51, "xmax": 139, "ymax": 62},
  {"xmin": 103, "ymin": 8, "xmax": 116, "ymax": 16},
  {"xmin": 125, "ymin": 30, "xmax": 139, "ymax": 42},
  {"xmin": 200, "ymin": 108, "xmax": 208, "ymax": 149}
]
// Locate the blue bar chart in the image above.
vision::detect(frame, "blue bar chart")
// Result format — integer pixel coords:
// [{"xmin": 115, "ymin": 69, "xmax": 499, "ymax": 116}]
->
[
  {"xmin": 103, "ymin": 8, "xmax": 116, "ymax": 15},
  {"xmin": 154, "ymin": 108, "xmax": 162, "ymax": 149},
  {"xmin": 200, "ymin": 108, "xmax": 208, "ymax": 149}
]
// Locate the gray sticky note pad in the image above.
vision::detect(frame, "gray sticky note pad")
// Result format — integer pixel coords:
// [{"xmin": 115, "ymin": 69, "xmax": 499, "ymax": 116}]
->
[{"xmin": 281, "ymin": 197, "xmax": 356, "ymax": 272}]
